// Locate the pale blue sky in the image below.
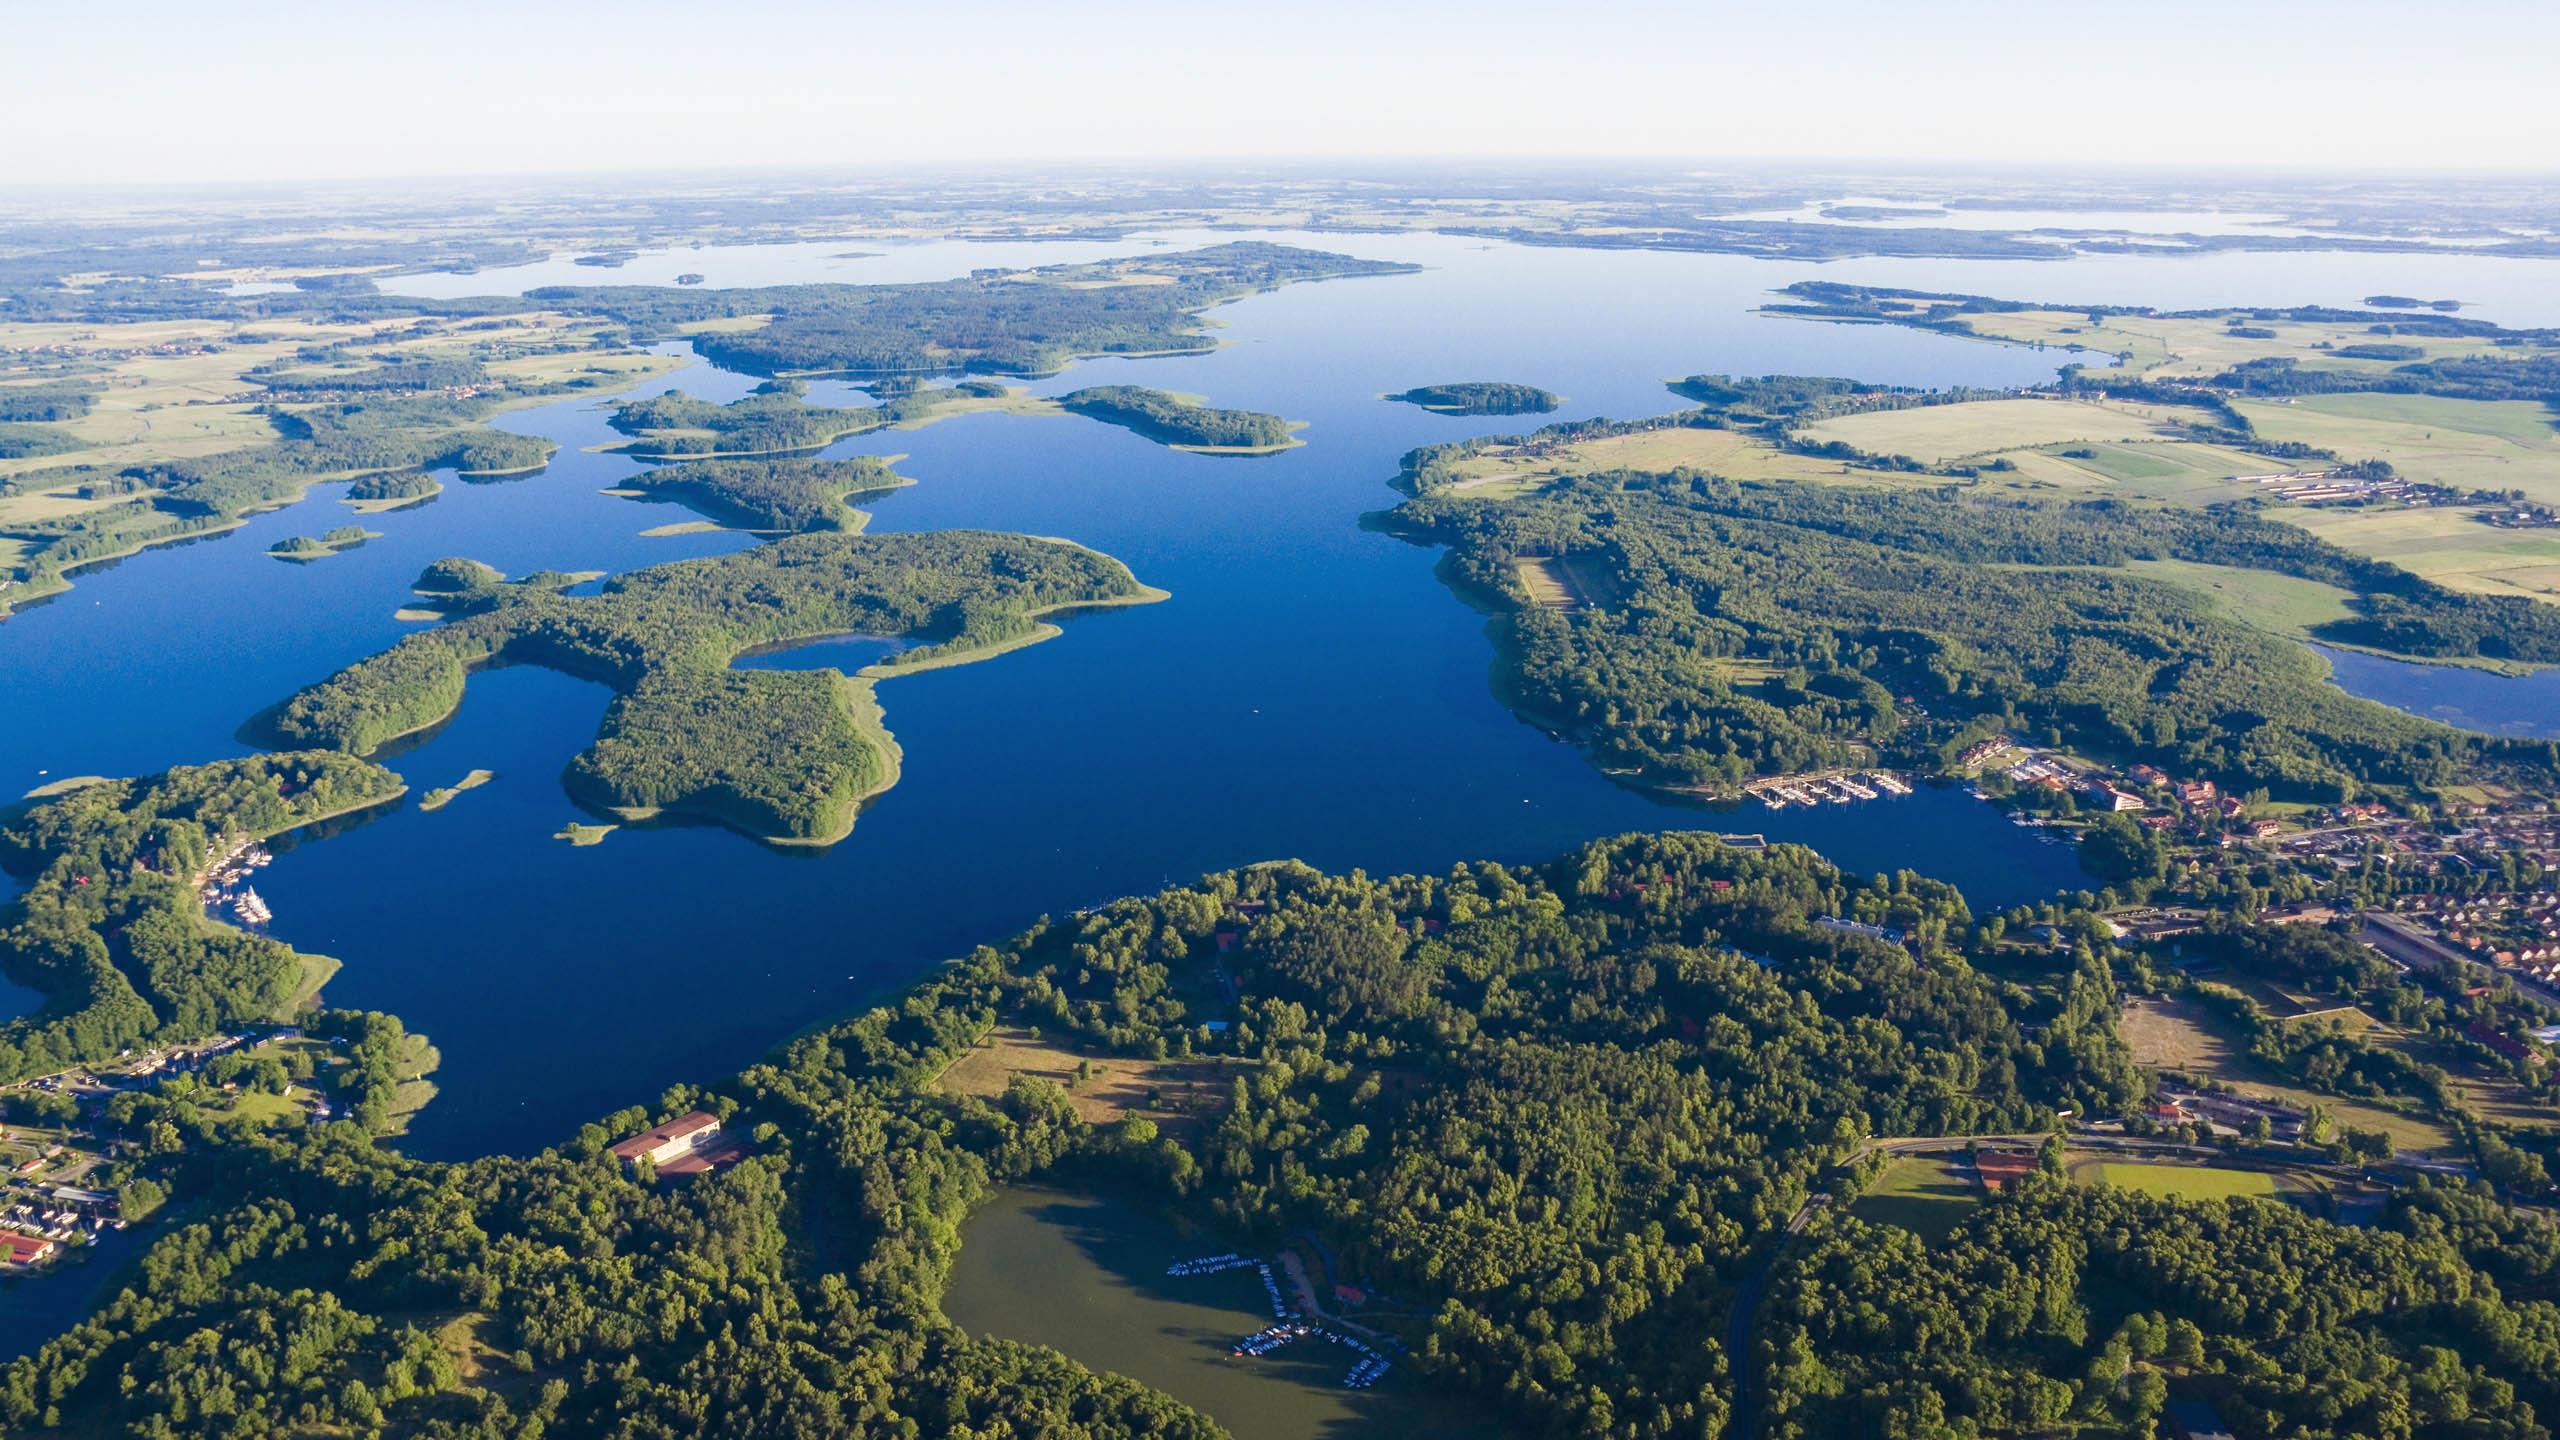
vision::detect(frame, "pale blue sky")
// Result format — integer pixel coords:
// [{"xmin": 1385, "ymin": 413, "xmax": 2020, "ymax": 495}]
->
[{"xmin": 8, "ymin": 0, "xmax": 2556, "ymax": 183}]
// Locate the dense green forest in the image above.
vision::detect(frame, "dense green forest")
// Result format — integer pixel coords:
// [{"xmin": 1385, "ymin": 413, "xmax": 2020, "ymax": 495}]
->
[
  {"xmin": 1760, "ymin": 1178, "xmax": 2555, "ymax": 1439},
  {"xmin": 0, "ymin": 832, "xmax": 2138, "ymax": 1440},
  {"xmin": 1056, "ymin": 386, "xmax": 1298, "ymax": 451},
  {"xmin": 262, "ymin": 532, "xmax": 1160, "ymax": 841},
  {"xmin": 1388, "ymin": 381, "xmax": 1563, "ymax": 416},
  {"xmin": 1386, "ymin": 468, "xmax": 2560, "ymax": 798},
  {"xmin": 13, "ymin": 831, "xmax": 2553, "ymax": 1439},
  {"xmin": 531, "ymin": 243, "xmax": 1417, "ymax": 377},
  {"xmin": 0, "ymin": 755, "xmax": 404, "ymax": 1084},
  {"xmin": 605, "ymin": 378, "xmax": 1018, "ymax": 458},
  {"xmin": 615, "ymin": 456, "xmax": 906, "ymax": 532}
]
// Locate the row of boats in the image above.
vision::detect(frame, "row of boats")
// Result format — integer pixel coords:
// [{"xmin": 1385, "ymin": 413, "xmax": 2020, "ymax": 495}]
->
[
  {"xmin": 1750, "ymin": 770, "xmax": 1914, "ymax": 810},
  {"xmin": 1164, "ymin": 1252, "xmax": 1256, "ymax": 1278},
  {"xmin": 1227, "ymin": 1322, "xmax": 1396, "ymax": 1388}
]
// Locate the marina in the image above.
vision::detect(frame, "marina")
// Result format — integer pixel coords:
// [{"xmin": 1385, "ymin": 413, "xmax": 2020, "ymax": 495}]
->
[{"xmin": 1745, "ymin": 769, "xmax": 1914, "ymax": 810}]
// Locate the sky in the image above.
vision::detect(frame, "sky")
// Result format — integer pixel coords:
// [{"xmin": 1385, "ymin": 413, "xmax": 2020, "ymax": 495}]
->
[{"xmin": 7, "ymin": 0, "xmax": 2558, "ymax": 185}]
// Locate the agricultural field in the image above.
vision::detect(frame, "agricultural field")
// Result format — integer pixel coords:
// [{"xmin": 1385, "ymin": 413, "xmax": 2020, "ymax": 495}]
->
[
  {"xmin": 2271, "ymin": 501, "xmax": 2560, "ymax": 606},
  {"xmin": 0, "ymin": 311, "xmax": 675, "ymax": 481},
  {"xmin": 1847, "ymin": 1155, "xmax": 1980, "ymax": 1242},
  {"xmin": 1425, "ymin": 423, "xmax": 1963, "ymax": 497},
  {"xmin": 1986, "ymin": 438, "xmax": 2293, "ymax": 504},
  {"xmin": 1934, "ymin": 307, "xmax": 2522, "ymax": 383},
  {"xmin": 1793, "ymin": 395, "xmax": 2217, "ymax": 465},
  {"xmin": 2234, "ymin": 392, "xmax": 2560, "ymax": 501}
]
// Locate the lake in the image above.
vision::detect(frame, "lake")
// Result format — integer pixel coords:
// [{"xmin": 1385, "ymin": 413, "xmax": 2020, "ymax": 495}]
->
[
  {"xmin": 2313, "ymin": 644, "xmax": 2560, "ymax": 741},
  {"xmin": 942, "ymin": 1187, "xmax": 1474, "ymax": 1440},
  {"xmin": 8, "ymin": 227, "xmax": 2556, "ymax": 1158}
]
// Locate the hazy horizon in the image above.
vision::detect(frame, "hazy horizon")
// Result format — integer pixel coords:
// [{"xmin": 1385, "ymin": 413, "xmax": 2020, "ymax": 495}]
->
[{"xmin": 14, "ymin": 0, "xmax": 2560, "ymax": 186}]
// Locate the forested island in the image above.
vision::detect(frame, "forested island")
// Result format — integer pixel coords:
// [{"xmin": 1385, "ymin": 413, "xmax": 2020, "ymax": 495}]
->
[
  {"xmin": 612, "ymin": 456, "xmax": 908, "ymax": 532},
  {"xmin": 1057, "ymin": 386, "xmax": 1302, "ymax": 453},
  {"xmin": 262, "ymin": 533, "xmax": 1164, "ymax": 844},
  {"xmin": 606, "ymin": 378, "xmax": 1025, "ymax": 458},
  {"xmin": 11, "ymin": 828, "xmax": 2560, "ymax": 1439},
  {"xmin": 1386, "ymin": 381, "xmax": 1562, "ymax": 416}
]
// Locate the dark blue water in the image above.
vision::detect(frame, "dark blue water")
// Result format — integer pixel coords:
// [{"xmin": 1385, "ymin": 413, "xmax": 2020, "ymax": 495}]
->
[
  {"xmin": 24, "ymin": 227, "xmax": 2492, "ymax": 1159},
  {"xmin": 2314, "ymin": 644, "xmax": 2560, "ymax": 740}
]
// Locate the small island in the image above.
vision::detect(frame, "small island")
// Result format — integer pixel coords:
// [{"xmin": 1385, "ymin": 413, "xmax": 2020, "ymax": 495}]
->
[
  {"xmin": 1387, "ymin": 381, "xmax": 1562, "ymax": 416},
  {"xmin": 1056, "ymin": 386, "xmax": 1302, "ymax": 454},
  {"xmin": 674, "ymin": 272, "xmax": 706, "ymax": 286},
  {"xmin": 268, "ymin": 525, "xmax": 378, "ymax": 561},
  {"xmin": 417, "ymin": 769, "xmax": 496, "ymax": 812},
  {"xmin": 2365, "ymin": 294, "xmax": 2463, "ymax": 311}
]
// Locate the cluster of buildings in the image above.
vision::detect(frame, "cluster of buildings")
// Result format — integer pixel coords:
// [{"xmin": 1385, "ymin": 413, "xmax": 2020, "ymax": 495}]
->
[
  {"xmin": 2387, "ymin": 891, "xmax": 2560, "ymax": 979},
  {"xmin": 0, "ymin": 1186, "xmax": 123, "ymax": 1272},
  {"xmin": 2277, "ymin": 808, "xmax": 2560, "ymax": 881}
]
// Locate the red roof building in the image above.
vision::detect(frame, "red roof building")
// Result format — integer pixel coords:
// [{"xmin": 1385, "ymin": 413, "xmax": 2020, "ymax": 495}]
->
[
  {"xmin": 610, "ymin": 1110, "xmax": 724, "ymax": 1169},
  {"xmin": 0, "ymin": 1231, "xmax": 56, "ymax": 1267}
]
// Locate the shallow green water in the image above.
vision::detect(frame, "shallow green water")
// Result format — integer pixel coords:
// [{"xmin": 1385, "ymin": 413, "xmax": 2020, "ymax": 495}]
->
[{"xmin": 942, "ymin": 1187, "xmax": 1467, "ymax": 1440}]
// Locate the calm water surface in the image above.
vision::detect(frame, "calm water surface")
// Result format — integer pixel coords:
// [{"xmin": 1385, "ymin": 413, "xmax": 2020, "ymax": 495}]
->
[
  {"xmin": 9, "ymin": 229, "xmax": 2548, "ymax": 1158},
  {"xmin": 2313, "ymin": 645, "xmax": 2560, "ymax": 740}
]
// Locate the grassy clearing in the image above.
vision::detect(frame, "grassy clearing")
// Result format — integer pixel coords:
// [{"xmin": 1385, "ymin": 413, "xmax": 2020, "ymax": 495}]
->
[
  {"xmin": 934, "ymin": 1025, "xmax": 1235, "ymax": 1140},
  {"xmin": 1513, "ymin": 556, "xmax": 1576, "ymax": 609},
  {"xmin": 1848, "ymin": 1155, "xmax": 1980, "ymax": 1242},
  {"xmin": 2235, "ymin": 393, "xmax": 2560, "ymax": 501},
  {"xmin": 2094, "ymin": 1162, "xmax": 2277, "ymax": 1201},
  {"xmin": 2121, "ymin": 558, "xmax": 2359, "ymax": 642},
  {"xmin": 2118, "ymin": 996, "xmax": 2455, "ymax": 1152}
]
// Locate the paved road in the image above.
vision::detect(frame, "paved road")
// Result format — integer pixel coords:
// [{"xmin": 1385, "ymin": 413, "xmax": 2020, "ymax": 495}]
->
[{"xmin": 2364, "ymin": 911, "xmax": 2560, "ymax": 1010}]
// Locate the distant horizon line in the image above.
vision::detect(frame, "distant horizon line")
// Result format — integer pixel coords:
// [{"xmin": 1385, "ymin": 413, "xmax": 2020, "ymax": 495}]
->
[{"xmin": 6, "ymin": 154, "xmax": 2559, "ymax": 196}]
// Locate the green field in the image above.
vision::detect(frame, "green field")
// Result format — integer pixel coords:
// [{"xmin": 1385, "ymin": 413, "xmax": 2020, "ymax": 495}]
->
[
  {"xmin": 1795, "ymin": 396, "xmax": 2210, "ymax": 465},
  {"xmin": 1848, "ymin": 1156, "xmax": 1980, "ymax": 1241},
  {"xmin": 943, "ymin": 1188, "xmax": 1466, "ymax": 1440},
  {"xmin": 2095, "ymin": 1163, "xmax": 2277, "ymax": 1201},
  {"xmin": 2272, "ymin": 502, "xmax": 2560, "ymax": 606},
  {"xmin": 2236, "ymin": 393, "xmax": 2560, "ymax": 501},
  {"xmin": 2122, "ymin": 558, "xmax": 2359, "ymax": 642}
]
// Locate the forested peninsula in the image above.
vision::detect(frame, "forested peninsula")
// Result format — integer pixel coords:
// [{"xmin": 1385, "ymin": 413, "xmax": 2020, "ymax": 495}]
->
[
  {"xmin": 0, "ymin": 755, "xmax": 404, "ymax": 1084},
  {"xmin": 262, "ymin": 533, "xmax": 1165, "ymax": 844},
  {"xmin": 10, "ymin": 830, "xmax": 2557, "ymax": 1439},
  {"xmin": 534, "ymin": 242, "xmax": 1418, "ymax": 378},
  {"xmin": 1390, "ymin": 439, "xmax": 2560, "ymax": 804},
  {"xmin": 612, "ymin": 456, "xmax": 908, "ymax": 533}
]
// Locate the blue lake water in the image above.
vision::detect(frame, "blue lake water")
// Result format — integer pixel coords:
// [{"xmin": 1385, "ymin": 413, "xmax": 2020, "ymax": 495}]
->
[
  {"xmin": 2312, "ymin": 645, "xmax": 2560, "ymax": 741},
  {"xmin": 10, "ymin": 228, "xmax": 2558, "ymax": 1158}
]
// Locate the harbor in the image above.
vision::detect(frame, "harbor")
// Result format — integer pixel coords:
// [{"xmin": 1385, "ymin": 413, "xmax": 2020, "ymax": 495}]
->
[
  {"xmin": 194, "ymin": 833, "xmax": 276, "ymax": 928},
  {"xmin": 1745, "ymin": 769, "xmax": 1914, "ymax": 810}
]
